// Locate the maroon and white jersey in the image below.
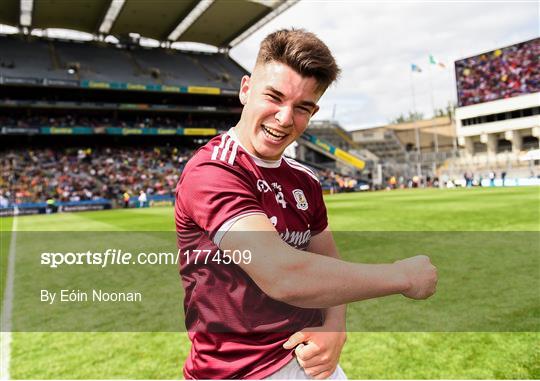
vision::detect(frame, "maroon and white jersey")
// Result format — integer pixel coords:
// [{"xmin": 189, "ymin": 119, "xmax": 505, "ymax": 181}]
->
[{"xmin": 175, "ymin": 128, "xmax": 328, "ymax": 379}]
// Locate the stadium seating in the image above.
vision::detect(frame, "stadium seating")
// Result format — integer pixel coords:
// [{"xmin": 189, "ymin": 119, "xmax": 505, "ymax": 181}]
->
[
  {"xmin": 0, "ymin": 145, "xmax": 367, "ymax": 208},
  {"xmin": 130, "ymin": 48, "xmax": 207, "ymax": 86},
  {"xmin": 0, "ymin": 37, "xmax": 72, "ymax": 80},
  {"xmin": 0, "ymin": 35, "xmax": 246, "ymax": 90},
  {"xmin": 0, "ymin": 114, "xmax": 237, "ymax": 130},
  {"xmin": 54, "ymin": 40, "xmax": 146, "ymax": 84},
  {"xmin": 1, "ymin": 147, "xmax": 190, "ymax": 205}
]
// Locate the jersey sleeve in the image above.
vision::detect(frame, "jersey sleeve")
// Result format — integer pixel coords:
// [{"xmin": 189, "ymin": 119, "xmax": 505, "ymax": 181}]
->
[
  {"xmin": 177, "ymin": 161, "xmax": 266, "ymax": 246},
  {"xmin": 310, "ymin": 182, "xmax": 328, "ymax": 234}
]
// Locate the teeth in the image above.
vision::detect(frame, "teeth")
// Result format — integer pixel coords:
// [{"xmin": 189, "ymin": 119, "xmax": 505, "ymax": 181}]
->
[
  {"xmin": 266, "ymin": 127, "xmax": 285, "ymax": 137},
  {"xmin": 262, "ymin": 125, "xmax": 287, "ymax": 140}
]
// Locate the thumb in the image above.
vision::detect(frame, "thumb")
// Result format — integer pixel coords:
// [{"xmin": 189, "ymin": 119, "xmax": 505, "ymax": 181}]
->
[
  {"xmin": 283, "ymin": 331, "xmax": 309, "ymax": 349},
  {"xmin": 295, "ymin": 343, "xmax": 305, "ymax": 358}
]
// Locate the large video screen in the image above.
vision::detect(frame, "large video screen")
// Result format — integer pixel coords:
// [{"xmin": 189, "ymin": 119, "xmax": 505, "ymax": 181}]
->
[{"xmin": 455, "ymin": 37, "xmax": 540, "ymax": 107}]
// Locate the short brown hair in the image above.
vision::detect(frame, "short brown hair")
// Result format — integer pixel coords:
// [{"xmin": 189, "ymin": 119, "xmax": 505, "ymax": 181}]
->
[{"xmin": 255, "ymin": 28, "xmax": 340, "ymax": 92}]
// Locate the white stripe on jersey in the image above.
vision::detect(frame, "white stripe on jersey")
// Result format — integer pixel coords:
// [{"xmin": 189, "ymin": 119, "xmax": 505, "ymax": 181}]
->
[
  {"xmin": 284, "ymin": 157, "xmax": 320, "ymax": 182},
  {"xmin": 228, "ymin": 142, "xmax": 239, "ymax": 165},
  {"xmin": 220, "ymin": 136, "xmax": 233, "ymax": 161},
  {"xmin": 211, "ymin": 134, "xmax": 229, "ymax": 160}
]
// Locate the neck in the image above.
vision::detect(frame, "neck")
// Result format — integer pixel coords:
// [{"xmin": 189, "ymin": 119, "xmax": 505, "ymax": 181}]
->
[
  {"xmin": 233, "ymin": 120, "xmax": 254, "ymax": 155},
  {"xmin": 230, "ymin": 124, "xmax": 282, "ymax": 164}
]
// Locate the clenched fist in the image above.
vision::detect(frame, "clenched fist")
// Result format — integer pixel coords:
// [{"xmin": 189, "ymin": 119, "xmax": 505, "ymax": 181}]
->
[{"xmin": 395, "ymin": 255, "xmax": 438, "ymax": 299}]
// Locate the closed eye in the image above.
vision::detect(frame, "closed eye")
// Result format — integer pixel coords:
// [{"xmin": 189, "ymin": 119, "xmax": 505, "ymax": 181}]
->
[
  {"xmin": 265, "ymin": 93, "xmax": 280, "ymax": 102},
  {"xmin": 296, "ymin": 106, "xmax": 312, "ymax": 114}
]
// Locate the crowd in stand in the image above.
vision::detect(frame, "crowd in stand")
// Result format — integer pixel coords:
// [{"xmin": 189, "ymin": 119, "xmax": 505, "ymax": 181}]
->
[
  {"xmin": 1, "ymin": 147, "xmax": 192, "ymax": 205},
  {"xmin": 385, "ymin": 175, "xmax": 439, "ymax": 190},
  {"xmin": 319, "ymin": 169, "xmax": 364, "ymax": 192},
  {"xmin": 0, "ymin": 114, "xmax": 238, "ymax": 130},
  {"xmin": 0, "ymin": 146, "xmax": 371, "ymax": 207},
  {"xmin": 1, "ymin": 147, "xmax": 370, "ymax": 207},
  {"xmin": 456, "ymin": 38, "xmax": 539, "ymax": 106}
]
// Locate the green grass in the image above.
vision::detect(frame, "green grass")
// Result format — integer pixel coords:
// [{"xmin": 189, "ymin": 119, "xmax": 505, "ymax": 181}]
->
[
  {"xmin": 0, "ymin": 216, "xmax": 13, "ymax": 308},
  {"xmin": 1, "ymin": 187, "xmax": 539, "ymax": 379}
]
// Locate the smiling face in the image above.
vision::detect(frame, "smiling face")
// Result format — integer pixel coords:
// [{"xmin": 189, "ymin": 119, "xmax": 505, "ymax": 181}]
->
[{"xmin": 234, "ymin": 61, "xmax": 322, "ymax": 161}]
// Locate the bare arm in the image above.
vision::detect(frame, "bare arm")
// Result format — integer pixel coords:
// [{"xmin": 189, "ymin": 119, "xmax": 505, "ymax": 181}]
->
[
  {"xmin": 280, "ymin": 228, "xmax": 347, "ymax": 379},
  {"xmin": 220, "ymin": 214, "xmax": 437, "ymax": 308},
  {"xmin": 306, "ymin": 228, "xmax": 346, "ymax": 330}
]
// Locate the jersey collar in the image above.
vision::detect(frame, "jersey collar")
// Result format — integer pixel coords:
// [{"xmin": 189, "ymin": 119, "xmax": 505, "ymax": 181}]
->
[{"xmin": 227, "ymin": 128, "xmax": 282, "ymax": 168}]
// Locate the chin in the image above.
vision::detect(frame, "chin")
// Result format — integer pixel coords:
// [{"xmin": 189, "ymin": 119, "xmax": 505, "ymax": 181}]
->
[
  {"xmin": 254, "ymin": 144, "xmax": 283, "ymax": 161},
  {"xmin": 253, "ymin": 131, "xmax": 290, "ymax": 159}
]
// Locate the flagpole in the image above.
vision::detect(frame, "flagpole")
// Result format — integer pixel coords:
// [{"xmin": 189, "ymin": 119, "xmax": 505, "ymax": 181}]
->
[
  {"xmin": 410, "ymin": 68, "xmax": 422, "ymax": 179},
  {"xmin": 428, "ymin": 61, "xmax": 439, "ymax": 155},
  {"xmin": 426, "ymin": 61, "xmax": 439, "ymax": 180}
]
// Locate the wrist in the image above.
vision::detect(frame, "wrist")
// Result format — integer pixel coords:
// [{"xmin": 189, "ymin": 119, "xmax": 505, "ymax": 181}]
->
[
  {"xmin": 322, "ymin": 317, "xmax": 346, "ymax": 332},
  {"xmin": 390, "ymin": 262, "xmax": 411, "ymax": 294}
]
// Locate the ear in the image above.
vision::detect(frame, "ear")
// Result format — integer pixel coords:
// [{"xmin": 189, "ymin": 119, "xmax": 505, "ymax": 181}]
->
[{"xmin": 239, "ymin": 75, "xmax": 251, "ymax": 105}]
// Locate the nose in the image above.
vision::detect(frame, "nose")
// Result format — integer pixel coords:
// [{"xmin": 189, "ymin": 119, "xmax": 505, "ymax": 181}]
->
[{"xmin": 275, "ymin": 106, "xmax": 293, "ymax": 128}]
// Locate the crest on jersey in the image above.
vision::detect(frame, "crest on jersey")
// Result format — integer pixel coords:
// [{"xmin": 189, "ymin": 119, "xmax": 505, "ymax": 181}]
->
[
  {"xmin": 292, "ymin": 189, "xmax": 308, "ymax": 211},
  {"xmin": 257, "ymin": 179, "xmax": 271, "ymax": 193}
]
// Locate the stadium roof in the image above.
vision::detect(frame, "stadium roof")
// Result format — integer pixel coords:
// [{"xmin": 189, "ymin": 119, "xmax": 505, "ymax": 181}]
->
[{"xmin": 0, "ymin": 0, "xmax": 297, "ymax": 48}]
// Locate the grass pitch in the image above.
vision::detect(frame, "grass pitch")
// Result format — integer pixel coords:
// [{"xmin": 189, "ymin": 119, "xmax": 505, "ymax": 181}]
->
[{"xmin": 1, "ymin": 186, "xmax": 539, "ymax": 379}]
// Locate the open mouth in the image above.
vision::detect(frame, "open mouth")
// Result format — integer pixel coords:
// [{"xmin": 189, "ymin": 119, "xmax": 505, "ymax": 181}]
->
[{"xmin": 261, "ymin": 125, "xmax": 288, "ymax": 142}]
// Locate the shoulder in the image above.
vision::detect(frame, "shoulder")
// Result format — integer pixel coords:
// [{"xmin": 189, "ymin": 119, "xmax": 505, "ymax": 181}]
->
[
  {"xmin": 282, "ymin": 157, "xmax": 320, "ymax": 184},
  {"xmin": 185, "ymin": 132, "xmax": 245, "ymax": 170},
  {"xmin": 178, "ymin": 133, "xmax": 256, "ymax": 193}
]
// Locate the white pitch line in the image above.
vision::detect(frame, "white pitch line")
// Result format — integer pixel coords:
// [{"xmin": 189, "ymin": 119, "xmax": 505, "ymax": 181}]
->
[{"xmin": 1, "ymin": 216, "xmax": 17, "ymax": 381}]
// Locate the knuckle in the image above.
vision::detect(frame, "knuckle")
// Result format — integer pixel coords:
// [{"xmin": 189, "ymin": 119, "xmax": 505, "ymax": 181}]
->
[
  {"xmin": 315, "ymin": 371, "xmax": 331, "ymax": 380},
  {"xmin": 305, "ymin": 368, "xmax": 316, "ymax": 376}
]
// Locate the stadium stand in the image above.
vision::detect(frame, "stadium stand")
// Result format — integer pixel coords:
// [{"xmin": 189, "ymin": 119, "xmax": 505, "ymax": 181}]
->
[
  {"xmin": 0, "ymin": 113, "xmax": 238, "ymax": 130},
  {"xmin": 0, "ymin": 36, "xmax": 73, "ymax": 81},
  {"xmin": 0, "ymin": 143, "xmax": 365, "ymax": 215},
  {"xmin": 1, "ymin": 146, "xmax": 190, "ymax": 205},
  {"xmin": 0, "ymin": 35, "xmax": 245, "ymax": 90},
  {"xmin": 452, "ymin": 38, "xmax": 540, "ymax": 186},
  {"xmin": 456, "ymin": 38, "xmax": 539, "ymax": 107},
  {"xmin": 54, "ymin": 40, "xmax": 146, "ymax": 84},
  {"xmin": 0, "ymin": 33, "xmax": 249, "ymax": 216},
  {"xmin": 350, "ymin": 116, "xmax": 457, "ymax": 184},
  {"xmin": 5, "ymin": 0, "xmax": 476, "ymax": 215}
]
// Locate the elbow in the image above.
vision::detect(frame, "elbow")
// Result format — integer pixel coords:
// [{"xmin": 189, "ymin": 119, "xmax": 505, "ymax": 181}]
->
[
  {"xmin": 247, "ymin": 247, "xmax": 315, "ymax": 307},
  {"xmin": 259, "ymin": 274, "xmax": 311, "ymax": 308},
  {"xmin": 265, "ymin": 281, "xmax": 297, "ymax": 305}
]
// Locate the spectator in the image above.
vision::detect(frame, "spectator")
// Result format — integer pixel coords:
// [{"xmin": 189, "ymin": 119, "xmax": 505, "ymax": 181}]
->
[
  {"xmin": 0, "ymin": 192, "xmax": 8, "ymax": 208},
  {"xmin": 138, "ymin": 190, "xmax": 147, "ymax": 208},
  {"xmin": 123, "ymin": 191, "xmax": 130, "ymax": 208},
  {"xmin": 489, "ymin": 171, "xmax": 496, "ymax": 187}
]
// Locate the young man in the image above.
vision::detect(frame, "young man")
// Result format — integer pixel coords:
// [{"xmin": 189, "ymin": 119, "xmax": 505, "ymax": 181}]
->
[{"xmin": 175, "ymin": 29, "xmax": 437, "ymax": 379}]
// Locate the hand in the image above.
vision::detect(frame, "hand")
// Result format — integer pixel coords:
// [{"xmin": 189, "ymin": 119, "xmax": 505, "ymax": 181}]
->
[
  {"xmin": 395, "ymin": 255, "xmax": 438, "ymax": 299},
  {"xmin": 283, "ymin": 327, "xmax": 346, "ymax": 379}
]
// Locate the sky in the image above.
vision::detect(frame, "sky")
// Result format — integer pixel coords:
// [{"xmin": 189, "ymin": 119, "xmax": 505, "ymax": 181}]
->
[{"xmin": 229, "ymin": 0, "xmax": 539, "ymax": 130}]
